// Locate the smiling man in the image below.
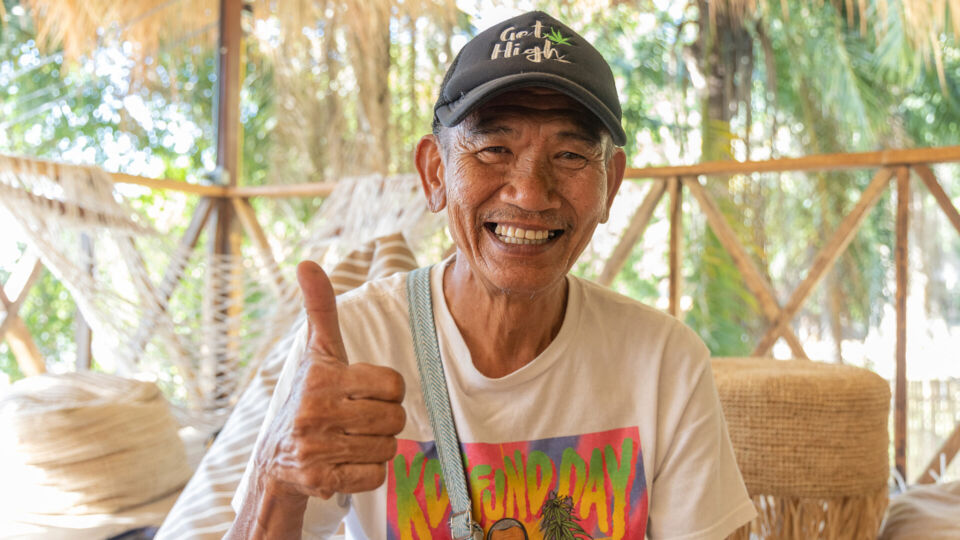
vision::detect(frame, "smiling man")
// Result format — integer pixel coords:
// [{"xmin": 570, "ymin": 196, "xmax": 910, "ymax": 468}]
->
[{"xmin": 228, "ymin": 11, "xmax": 755, "ymax": 540}]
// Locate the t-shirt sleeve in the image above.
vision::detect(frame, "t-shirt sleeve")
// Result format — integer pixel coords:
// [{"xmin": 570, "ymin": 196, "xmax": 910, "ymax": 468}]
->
[
  {"xmin": 231, "ymin": 322, "xmax": 351, "ymax": 538},
  {"xmin": 646, "ymin": 325, "xmax": 757, "ymax": 540}
]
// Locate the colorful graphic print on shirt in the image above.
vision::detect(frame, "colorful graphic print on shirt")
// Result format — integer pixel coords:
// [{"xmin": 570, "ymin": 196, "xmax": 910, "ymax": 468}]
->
[{"xmin": 387, "ymin": 427, "xmax": 647, "ymax": 540}]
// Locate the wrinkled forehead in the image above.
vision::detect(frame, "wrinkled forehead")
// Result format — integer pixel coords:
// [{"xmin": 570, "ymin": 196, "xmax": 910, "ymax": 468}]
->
[{"xmin": 460, "ymin": 87, "xmax": 608, "ymax": 142}]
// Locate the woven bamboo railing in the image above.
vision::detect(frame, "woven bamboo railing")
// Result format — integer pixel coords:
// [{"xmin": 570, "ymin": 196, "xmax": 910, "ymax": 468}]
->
[{"xmin": 2, "ymin": 144, "xmax": 959, "ymax": 485}]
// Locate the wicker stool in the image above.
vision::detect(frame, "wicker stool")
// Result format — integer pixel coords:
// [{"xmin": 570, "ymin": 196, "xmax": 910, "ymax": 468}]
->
[{"xmin": 712, "ymin": 357, "xmax": 891, "ymax": 540}]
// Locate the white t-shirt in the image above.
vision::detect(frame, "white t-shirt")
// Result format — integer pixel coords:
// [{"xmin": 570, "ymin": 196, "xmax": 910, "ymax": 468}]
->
[{"xmin": 235, "ymin": 262, "xmax": 756, "ymax": 539}]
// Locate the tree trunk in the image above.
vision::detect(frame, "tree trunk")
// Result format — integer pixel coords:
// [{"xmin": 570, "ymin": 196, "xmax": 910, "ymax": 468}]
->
[{"xmin": 689, "ymin": 1, "xmax": 761, "ymax": 356}]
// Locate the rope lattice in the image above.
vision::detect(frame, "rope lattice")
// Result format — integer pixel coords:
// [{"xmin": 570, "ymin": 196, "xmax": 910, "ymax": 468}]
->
[{"xmin": 0, "ymin": 154, "xmax": 445, "ymax": 424}]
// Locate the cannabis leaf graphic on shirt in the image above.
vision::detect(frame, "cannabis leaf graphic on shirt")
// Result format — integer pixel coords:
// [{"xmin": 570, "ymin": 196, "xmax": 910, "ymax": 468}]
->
[
  {"xmin": 539, "ymin": 491, "xmax": 592, "ymax": 540},
  {"xmin": 546, "ymin": 28, "xmax": 571, "ymax": 46}
]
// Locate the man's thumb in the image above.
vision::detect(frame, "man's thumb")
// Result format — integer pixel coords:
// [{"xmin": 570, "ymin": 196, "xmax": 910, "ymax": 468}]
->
[{"xmin": 297, "ymin": 260, "xmax": 347, "ymax": 363}]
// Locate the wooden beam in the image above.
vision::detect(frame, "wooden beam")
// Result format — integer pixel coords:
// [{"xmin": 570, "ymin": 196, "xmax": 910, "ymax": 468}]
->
[
  {"xmin": 683, "ymin": 178, "xmax": 809, "ymax": 359},
  {"xmin": 112, "ymin": 172, "xmax": 228, "ymax": 197},
  {"xmin": 752, "ymin": 167, "xmax": 895, "ymax": 356},
  {"xmin": 0, "ymin": 154, "xmax": 228, "ymax": 196},
  {"xmin": 231, "ymin": 198, "xmax": 288, "ymax": 295},
  {"xmin": 625, "ymin": 145, "xmax": 960, "ymax": 179},
  {"xmin": 216, "ymin": 0, "xmax": 243, "ymax": 188},
  {"xmin": 0, "ymin": 256, "xmax": 43, "ymax": 340},
  {"xmin": 916, "ymin": 421, "xmax": 960, "ymax": 484},
  {"xmin": 894, "ymin": 166, "xmax": 910, "ymax": 481},
  {"xmin": 230, "ymin": 183, "xmax": 338, "ymax": 198},
  {"xmin": 0, "ymin": 256, "xmax": 45, "ymax": 376},
  {"xmin": 6, "ymin": 317, "xmax": 45, "ymax": 376},
  {"xmin": 912, "ymin": 164, "xmax": 960, "ymax": 238},
  {"xmin": 200, "ymin": 0, "xmax": 244, "ymax": 410},
  {"xmin": 597, "ymin": 180, "xmax": 667, "ymax": 287},
  {"xmin": 668, "ymin": 177, "xmax": 682, "ymax": 317}
]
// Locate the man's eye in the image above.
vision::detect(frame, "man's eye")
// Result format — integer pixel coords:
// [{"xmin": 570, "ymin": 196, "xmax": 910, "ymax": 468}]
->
[
  {"xmin": 558, "ymin": 151, "xmax": 587, "ymax": 161},
  {"xmin": 480, "ymin": 146, "xmax": 509, "ymax": 154}
]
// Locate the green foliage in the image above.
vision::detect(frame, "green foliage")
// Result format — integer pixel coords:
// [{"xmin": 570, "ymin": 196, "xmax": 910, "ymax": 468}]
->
[{"xmin": 0, "ymin": 268, "xmax": 77, "ymax": 380}]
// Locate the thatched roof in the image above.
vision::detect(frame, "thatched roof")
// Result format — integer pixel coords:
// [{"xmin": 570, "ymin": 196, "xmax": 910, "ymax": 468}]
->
[
  {"xmin": 14, "ymin": 0, "xmax": 457, "ymax": 64},
  {"xmin": 12, "ymin": 1, "xmax": 957, "ymax": 65}
]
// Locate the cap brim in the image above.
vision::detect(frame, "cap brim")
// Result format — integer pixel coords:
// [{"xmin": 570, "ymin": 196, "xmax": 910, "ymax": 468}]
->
[{"xmin": 435, "ymin": 72, "xmax": 627, "ymax": 146}]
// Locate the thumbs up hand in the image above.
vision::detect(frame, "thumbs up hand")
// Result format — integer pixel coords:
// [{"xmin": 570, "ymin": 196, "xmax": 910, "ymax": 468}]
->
[{"xmin": 255, "ymin": 260, "xmax": 406, "ymax": 501}]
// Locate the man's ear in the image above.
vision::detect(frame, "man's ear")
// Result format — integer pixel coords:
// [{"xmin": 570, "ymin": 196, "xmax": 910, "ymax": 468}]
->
[
  {"xmin": 601, "ymin": 147, "xmax": 626, "ymax": 223},
  {"xmin": 415, "ymin": 134, "xmax": 447, "ymax": 213}
]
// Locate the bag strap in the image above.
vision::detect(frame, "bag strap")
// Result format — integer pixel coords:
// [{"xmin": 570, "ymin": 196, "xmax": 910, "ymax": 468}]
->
[{"xmin": 406, "ymin": 266, "xmax": 481, "ymax": 540}]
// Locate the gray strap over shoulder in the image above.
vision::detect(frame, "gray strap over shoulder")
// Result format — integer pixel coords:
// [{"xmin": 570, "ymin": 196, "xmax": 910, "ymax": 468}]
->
[{"xmin": 406, "ymin": 266, "xmax": 482, "ymax": 540}]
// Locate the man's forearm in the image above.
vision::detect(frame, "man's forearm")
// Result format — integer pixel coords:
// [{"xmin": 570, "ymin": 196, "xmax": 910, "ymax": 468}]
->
[{"xmin": 226, "ymin": 477, "xmax": 310, "ymax": 540}]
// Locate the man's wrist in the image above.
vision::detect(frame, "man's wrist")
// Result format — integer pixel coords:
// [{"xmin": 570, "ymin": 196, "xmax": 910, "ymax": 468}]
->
[
  {"xmin": 228, "ymin": 474, "xmax": 310, "ymax": 540},
  {"xmin": 256, "ymin": 476, "xmax": 310, "ymax": 531}
]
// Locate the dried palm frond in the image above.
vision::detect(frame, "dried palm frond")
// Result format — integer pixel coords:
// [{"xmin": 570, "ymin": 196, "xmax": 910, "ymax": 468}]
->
[
  {"xmin": 244, "ymin": 0, "xmax": 458, "ymax": 177},
  {"xmin": 19, "ymin": 0, "xmax": 218, "ymax": 62},
  {"xmin": 712, "ymin": 0, "xmax": 958, "ymax": 57}
]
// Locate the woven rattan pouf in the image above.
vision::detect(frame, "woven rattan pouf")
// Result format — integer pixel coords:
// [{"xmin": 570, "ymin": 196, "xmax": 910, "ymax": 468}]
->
[
  {"xmin": 712, "ymin": 357, "xmax": 891, "ymax": 540},
  {"xmin": 0, "ymin": 371, "xmax": 191, "ymax": 515}
]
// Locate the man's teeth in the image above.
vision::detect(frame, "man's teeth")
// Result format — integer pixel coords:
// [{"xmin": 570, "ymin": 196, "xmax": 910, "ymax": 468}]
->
[{"xmin": 493, "ymin": 224, "xmax": 555, "ymax": 245}]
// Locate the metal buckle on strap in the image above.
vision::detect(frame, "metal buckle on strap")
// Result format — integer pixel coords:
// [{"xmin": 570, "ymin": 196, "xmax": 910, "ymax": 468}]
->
[{"xmin": 449, "ymin": 509, "xmax": 483, "ymax": 540}]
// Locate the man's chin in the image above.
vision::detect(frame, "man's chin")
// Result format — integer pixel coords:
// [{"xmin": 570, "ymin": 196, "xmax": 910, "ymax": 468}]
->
[{"xmin": 481, "ymin": 267, "xmax": 568, "ymax": 298}]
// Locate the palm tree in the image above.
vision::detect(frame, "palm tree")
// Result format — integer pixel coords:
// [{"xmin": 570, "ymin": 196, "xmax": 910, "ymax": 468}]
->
[{"xmin": 678, "ymin": 0, "xmax": 959, "ymax": 356}]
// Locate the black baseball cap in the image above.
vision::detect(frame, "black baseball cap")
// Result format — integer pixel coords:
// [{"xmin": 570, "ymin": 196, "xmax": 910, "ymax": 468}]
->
[{"xmin": 433, "ymin": 11, "xmax": 626, "ymax": 146}]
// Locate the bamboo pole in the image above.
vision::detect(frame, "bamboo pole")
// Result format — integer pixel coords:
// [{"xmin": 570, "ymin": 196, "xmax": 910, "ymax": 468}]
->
[
  {"xmin": 912, "ymin": 164, "xmax": 960, "ymax": 238},
  {"xmin": 668, "ymin": 177, "xmax": 682, "ymax": 317},
  {"xmin": 6, "ymin": 318, "xmax": 46, "ymax": 376},
  {"xmin": 231, "ymin": 197, "xmax": 288, "ymax": 296},
  {"xmin": 597, "ymin": 179, "xmax": 667, "ymax": 287},
  {"xmin": 230, "ymin": 183, "xmax": 338, "ymax": 198},
  {"xmin": 894, "ymin": 166, "xmax": 910, "ymax": 481},
  {"xmin": 625, "ymin": 145, "xmax": 960, "ymax": 179},
  {"xmin": 915, "ymin": 421, "xmax": 960, "ymax": 484},
  {"xmin": 752, "ymin": 167, "xmax": 895, "ymax": 356},
  {"xmin": 683, "ymin": 178, "xmax": 809, "ymax": 358},
  {"xmin": 0, "ymin": 255, "xmax": 43, "ymax": 340},
  {"xmin": 112, "ymin": 172, "xmax": 228, "ymax": 197},
  {"xmin": 204, "ymin": 0, "xmax": 244, "ymax": 410},
  {"xmin": 0, "ymin": 253, "xmax": 46, "ymax": 376},
  {"xmin": 910, "ymin": 163, "xmax": 960, "ymax": 485}
]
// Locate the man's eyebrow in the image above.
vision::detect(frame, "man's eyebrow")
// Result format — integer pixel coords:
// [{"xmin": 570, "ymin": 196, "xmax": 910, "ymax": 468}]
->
[
  {"xmin": 556, "ymin": 129, "xmax": 602, "ymax": 146},
  {"xmin": 467, "ymin": 122, "xmax": 516, "ymax": 137}
]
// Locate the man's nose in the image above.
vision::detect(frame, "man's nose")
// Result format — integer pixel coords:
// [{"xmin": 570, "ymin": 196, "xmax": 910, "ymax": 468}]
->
[{"xmin": 500, "ymin": 155, "xmax": 561, "ymax": 212}]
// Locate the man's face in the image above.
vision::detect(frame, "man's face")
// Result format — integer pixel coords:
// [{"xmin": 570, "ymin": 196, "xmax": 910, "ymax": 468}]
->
[{"xmin": 418, "ymin": 88, "xmax": 625, "ymax": 296}]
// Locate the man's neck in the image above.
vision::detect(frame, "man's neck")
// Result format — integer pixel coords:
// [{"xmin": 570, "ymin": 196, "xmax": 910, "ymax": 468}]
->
[{"xmin": 441, "ymin": 257, "xmax": 567, "ymax": 378}]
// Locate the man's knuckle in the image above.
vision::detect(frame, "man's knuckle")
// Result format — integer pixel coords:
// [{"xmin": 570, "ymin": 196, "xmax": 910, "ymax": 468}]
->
[
  {"xmin": 374, "ymin": 436, "xmax": 399, "ymax": 461},
  {"xmin": 388, "ymin": 405, "xmax": 406, "ymax": 432},
  {"xmin": 372, "ymin": 463, "xmax": 387, "ymax": 487},
  {"xmin": 386, "ymin": 436, "xmax": 399, "ymax": 458},
  {"xmin": 386, "ymin": 369, "xmax": 406, "ymax": 397}
]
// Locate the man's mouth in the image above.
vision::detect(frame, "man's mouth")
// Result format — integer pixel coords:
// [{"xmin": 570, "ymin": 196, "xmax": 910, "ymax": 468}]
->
[{"xmin": 486, "ymin": 223, "xmax": 563, "ymax": 245}]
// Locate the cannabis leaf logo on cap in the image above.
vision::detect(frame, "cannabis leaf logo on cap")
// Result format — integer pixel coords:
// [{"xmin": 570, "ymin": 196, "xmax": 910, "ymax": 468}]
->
[{"xmin": 546, "ymin": 28, "xmax": 571, "ymax": 45}]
